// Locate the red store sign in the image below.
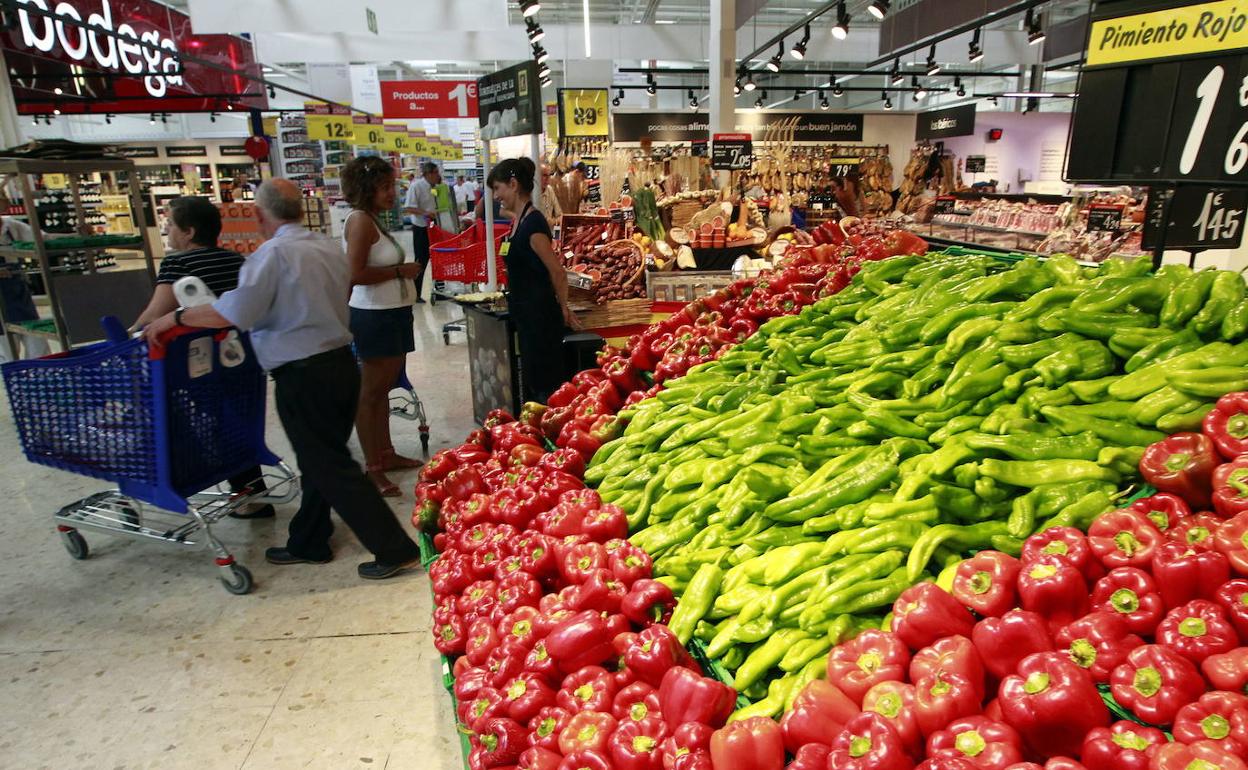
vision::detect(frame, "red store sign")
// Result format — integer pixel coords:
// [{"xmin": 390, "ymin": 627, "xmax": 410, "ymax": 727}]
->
[
  {"xmin": 1, "ymin": 0, "xmax": 268, "ymax": 113},
  {"xmin": 380, "ymin": 80, "xmax": 479, "ymax": 119}
]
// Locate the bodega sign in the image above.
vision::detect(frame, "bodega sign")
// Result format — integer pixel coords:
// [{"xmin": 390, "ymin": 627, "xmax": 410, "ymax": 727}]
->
[
  {"xmin": 11, "ymin": 0, "xmax": 181, "ymax": 97},
  {"xmin": 1087, "ymin": 0, "xmax": 1248, "ymax": 67}
]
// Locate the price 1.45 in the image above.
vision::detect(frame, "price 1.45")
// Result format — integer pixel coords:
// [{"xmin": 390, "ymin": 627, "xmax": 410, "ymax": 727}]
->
[{"xmin": 1194, "ymin": 190, "xmax": 1244, "ymax": 242}]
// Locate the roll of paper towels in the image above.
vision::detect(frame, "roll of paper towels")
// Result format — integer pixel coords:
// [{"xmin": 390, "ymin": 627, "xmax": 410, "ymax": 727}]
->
[{"xmin": 173, "ymin": 276, "xmax": 216, "ymax": 307}]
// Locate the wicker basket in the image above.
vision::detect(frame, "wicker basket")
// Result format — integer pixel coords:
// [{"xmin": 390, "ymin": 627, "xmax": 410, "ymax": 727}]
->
[{"xmin": 576, "ymin": 298, "xmax": 653, "ymax": 329}]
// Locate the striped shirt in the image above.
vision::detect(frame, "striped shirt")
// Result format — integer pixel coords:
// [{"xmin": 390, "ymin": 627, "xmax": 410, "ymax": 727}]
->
[{"xmin": 156, "ymin": 246, "xmax": 247, "ymax": 298}]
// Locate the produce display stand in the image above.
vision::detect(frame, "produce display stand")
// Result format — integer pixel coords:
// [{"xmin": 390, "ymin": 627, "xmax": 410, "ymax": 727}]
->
[{"xmin": 0, "ymin": 157, "xmax": 156, "ymax": 352}]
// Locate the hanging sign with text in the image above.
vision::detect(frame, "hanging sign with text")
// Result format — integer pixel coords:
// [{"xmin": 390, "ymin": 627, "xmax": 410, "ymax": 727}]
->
[
  {"xmin": 305, "ymin": 103, "xmax": 353, "ymax": 142},
  {"xmin": 711, "ymin": 134, "xmax": 754, "ymax": 170},
  {"xmin": 1143, "ymin": 185, "xmax": 1248, "ymax": 249},
  {"xmin": 379, "ymin": 80, "xmax": 478, "ymax": 119},
  {"xmin": 1087, "ymin": 204, "xmax": 1125, "ymax": 232},
  {"xmin": 558, "ymin": 89, "xmax": 610, "ymax": 137}
]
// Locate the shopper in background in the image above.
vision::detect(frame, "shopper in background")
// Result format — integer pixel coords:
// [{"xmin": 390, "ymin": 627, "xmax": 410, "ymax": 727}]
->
[
  {"xmin": 402, "ymin": 162, "xmax": 438, "ymax": 303},
  {"xmin": 142, "ymin": 179, "xmax": 421, "ymax": 579},
  {"xmin": 132, "ymin": 197, "xmax": 273, "ymax": 517},
  {"xmin": 0, "ymin": 212, "xmax": 52, "ymax": 362},
  {"xmin": 433, "ymin": 175, "xmax": 460, "ymax": 234},
  {"xmin": 340, "ymin": 157, "xmax": 423, "ymax": 498},
  {"xmin": 487, "ymin": 157, "xmax": 580, "ymax": 402},
  {"xmin": 453, "ymin": 175, "xmax": 471, "ymax": 213}
]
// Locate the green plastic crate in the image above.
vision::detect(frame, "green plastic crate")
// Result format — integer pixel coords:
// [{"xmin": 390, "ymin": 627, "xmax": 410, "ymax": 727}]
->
[
  {"xmin": 687, "ymin": 638, "xmax": 752, "ymax": 710},
  {"xmin": 418, "ymin": 530, "xmax": 439, "ymax": 570}
]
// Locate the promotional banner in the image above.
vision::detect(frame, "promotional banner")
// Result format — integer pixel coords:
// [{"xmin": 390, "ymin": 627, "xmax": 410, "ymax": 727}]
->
[
  {"xmin": 1086, "ymin": 0, "xmax": 1248, "ymax": 67},
  {"xmin": 304, "ymin": 102, "xmax": 353, "ymax": 142},
  {"xmin": 915, "ymin": 104, "xmax": 977, "ymax": 140},
  {"xmin": 612, "ymin": 111, "xmax": 864, "ymax": 143},
  {"xmin": 478, "ymin": 61, "xmax": 542, "ymax": 139},
  {"xmin": 558, "ymin": 88, "xmax": 610, "ymax": 137},
  {"xmin": 380, "ymin": 80, "xmax": 479, "ymax": 119},
  {"xmin": 1, "ymin": 0, "xmax": 268, "ymax": 114}
]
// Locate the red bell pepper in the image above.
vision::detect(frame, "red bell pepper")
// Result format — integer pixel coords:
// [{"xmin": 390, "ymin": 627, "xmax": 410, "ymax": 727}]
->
[
  {"xmin": 973, "ymin": 608, "xmax": 1057, "ymax": 683},
  {"xmin": 926, "ymin": 716, "xmax": 1024, "ymax": 770},
  {"xmin": 517, "ymin": 534, "xmax": 558, "ymax": 580},
  {"xmin": 1173, "ymin": 691, "xmax": 1248, "ymax": 758},
  {"xmin": 915, "ymin": 671, "xmax": 984, "ymax": 738},
  {"xmin": 1080, "ymin": 721, "xmax": 1168, "ymax": 770},
  {"xmin": 527, "ymin": 706, "xmax": 571, "ymax": 752},
  {"xmin": 998, "ymin": 652, "xmax": 1109, "ymax": 758},
  {"xmin": 445, "ymin": 465, "xmax": 490, "ymax": 502},
  {"xmin": 495, "ymin": 554, "xmax": 528, "ymax": 582},
  {"xmin": 467, "ymin": 617, "xmax": 503, "ymax": 666},
  {"xmin": 659, "ymin": 722, "xmax": 713, "ymax": 770},
  {"xmin": 456, "ymin": 665, "xmax": 491, "ymax": 705},
  {"xmin": 1206, "ymin": 392, "xmax": 1248, "ymax": 459},
  {"xmin": 434, "ymin": 611, "xmax": 467, "ymax": 656},
  {"xmin": 1021, "ymin": 527, "xmax": 1103, "ymax": 582},
  {"xmin": 827, "ymin": 628, "xmax": 911, "ymax": 705},
  {"xmin": 1216, "ymin": 457, "xmax": 1248, "ymax": 519},
  {"xmin": 486, "ymin": 642, "xmax": 527, "ymax": 688},
  {"xmin": 910, "ymin": 635, "xmax": 986, "ymax": 701},
  {"xmin": 610, "ymin": 717, "xmax": 669, "ymax": 770},
  {"xmin": 1152, "ymin": 740, "xmax": 1248, "ymax": 770},
  {"xmin": 581, "ymin": 505, "xmax": 628, "ymax": 543},
  {"xmin": 1089, "ymin": 567, "xmax": 1166, "ymax": 636},
  {"xmin": 499, "ymin": 573, "xmax": 544, "ymax": 615},
  {"xmin": 539, "ymin": 448, "xmax": 586, "ymax": 480},
  {"xmin": 1129, "ymin": 492, "xmax": 1192, "ymax": 537},
  {"xmin": 1204, "ymin": 648, "xmax": 1248, "ymax": 695},
  {"xmin": 1154, "ymin": 540, "xmax": 1232, "ymax": 609},
  {"xmin": 826, "ymin": 711, "xmax": 913, "ymax": 770},
  {"xmin": 560, "ymin": 428, "xmax": 603, "ymax": 464},
  {"xmin": 1088, "ymin": 510, "xmax": 1163, "ymax": 570},
  {"xmin": 563, "ymin": 543, "xmax": 610, "ymax": 585},
  {"xmin": 518, "ymin": 746, "xmax": 563, "ymax": 770},
  {"xmin": 558, "ymin": 710, "xmax": 618, "ymax": 756},
  {"xmin": 1156, "ymin": 599, "xmax": 1239, "ymax": 664},
  {"xmin": 558, "ymin": 666, "xmax": 620, "ymax": 714},
  {"xmin": 1216, "ymin": 513, "xmax": 1248, "ymax": 576},
  {"xmin": 473, "ymin": 716, "xmax": 528, "ymax": 769},
  {"xmin": 557, "ymin": 749, "xmax": 615, "ymax": 770},
  {"xmin": 785, "ymin": 744, "xmax": 831, "ymax": 770},
  {"xmin": 609, "ymin": 542, "xmax": 654, "ymax": 586},
  {"xmin": 605, "ymin": 358, "xmax": 647, "ymax": 395},
  {"xmin": 892, "ymin": 582, "xmax": 977, "ymax": 651},
  {"xmin": 546, "ymin": 611, "xmax": 617, "ymax": 674},
  {"xmin": 509, "ymin": 443, "xmax": 547, "ymax": 469},
  {"xmin": 656, "ymin": 665, "xmax": 735, "ymax": 729},
  {"xmin": 573, "ymin": 570, "xmax": 630, "ymax": 614},
  {"xmin": 624, "ymin": 625, "xmax": 694, "ymax": 689},
  {"xmin": 779, "ymin": 679, "xmax": 859, "ymax": 753},
  {"xmin": 863, "ymin": 680, "xmax": 922, "ymax": 755},
  {"xmin": 614, "ymin": 681, "xmax": 662, "ymax": 723},
  {"xmin": 953, "ymin": 551, "xmax": 1021, "ymax": 618},
  {"xmin": 525, "ymin": 636, "xmax": 562, "ymax": 681},
  {"xmin": 709, "ymin": 716, "xmax": 785, "ymax": 770},
  {"xmin": 422, "ymin": 449, "xmax": 460, "ymax": 483},
  {"xmin": 461, "ymin": 687, "xmax": 507, "ymax": 733},
  {"xmin": 1109, "ymin": 643, "xmax": 1206, "ymax": 725},
  {"xmin": 917, "ymin": 760, "xmax": 979, "ymax": 770},
  {"xmin": 1054, "ymin": 610, "xmax": 1144, "ymax": 684},
  {"xmin": 621, "ymin": 580, "xmax": 677, "ymax": 627},
  {"xmin": 1015, "ymin": 556, "xmax": 1088, "ymax": 633},
  {"xmin": 1042, "ymin": 758, "xmax": 1087, "ymax": 770},
  {"xmin": 504, "ymin": 672, "xmax": 558, "ymax": 724},
  {"xmin": 1141, "ymin": 432, "xmax": 1220, "ymax": 509},
  {"xmin": 1215, "ymin": 578, "xmax": 1248, "ymax": 642}
]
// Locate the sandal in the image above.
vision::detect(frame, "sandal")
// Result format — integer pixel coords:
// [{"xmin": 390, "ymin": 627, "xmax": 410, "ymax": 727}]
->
[
  {"xmin": 381, "ymin": 447, "xmax": 425, "ymax": 471},
  {"xmin": 366, "ymin": 465, "xmax": 401, "ymax": 497}
]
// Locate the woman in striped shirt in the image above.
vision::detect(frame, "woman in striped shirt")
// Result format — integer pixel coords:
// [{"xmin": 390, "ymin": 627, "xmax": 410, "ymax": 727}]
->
[{"xmin": 133, "ymin": 196, "xmax": 273, "ymax": 518}]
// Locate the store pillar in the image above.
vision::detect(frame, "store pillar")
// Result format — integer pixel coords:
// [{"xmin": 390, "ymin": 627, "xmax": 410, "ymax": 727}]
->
[
  {"xmin": 0, "ymin": 52, "xmax": 24, "ymax": 149},
  {"xmin": 709, "ymin": 0, "xmax": 736, "ymax": 137}
]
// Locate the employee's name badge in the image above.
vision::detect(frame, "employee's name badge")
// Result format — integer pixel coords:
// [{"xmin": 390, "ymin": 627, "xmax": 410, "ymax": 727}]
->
[{"xmin": 499, "ymin": 241, "xmax": 511, "ymax": 257}]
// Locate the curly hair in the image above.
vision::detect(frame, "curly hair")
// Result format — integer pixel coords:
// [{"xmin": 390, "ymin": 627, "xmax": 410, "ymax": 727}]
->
[{"xmin": 341, "ymin": 156, "xmax": 396, "ymax": 212}]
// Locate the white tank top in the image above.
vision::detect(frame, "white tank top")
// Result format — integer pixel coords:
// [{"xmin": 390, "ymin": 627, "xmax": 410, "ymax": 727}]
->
[{"xmin": 345, "ymin": 210, "xmax": 415, "ymax": 310}]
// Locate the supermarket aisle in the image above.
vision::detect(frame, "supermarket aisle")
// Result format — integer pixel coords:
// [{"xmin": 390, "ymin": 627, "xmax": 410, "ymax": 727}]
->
[{"xmin": 0, "ymin": 301, "xmax": 474, "ymax": 769}]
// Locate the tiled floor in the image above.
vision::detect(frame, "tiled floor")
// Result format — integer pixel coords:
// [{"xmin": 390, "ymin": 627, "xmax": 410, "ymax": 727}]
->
[{"xmin": 0, "ymin": 301, "xmax": 476, "ymax": 769}]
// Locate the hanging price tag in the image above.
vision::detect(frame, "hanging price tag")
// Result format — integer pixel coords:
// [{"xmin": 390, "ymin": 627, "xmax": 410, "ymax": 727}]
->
[
  {"xmin": 1087, "ymin": 204, "xmax": 1125, "ymax": 233},
  {"xmin": 711, "ymin": 134, "xmax": 753, "ymax": 170},
  {"xmin": 828, "ymin": 157, "xmax": 862, "ymax": 178},
  {"xmin": 305, "ymin": 102, "xmax": 353, "ymax": 142},
  {"xmin": 1143, "ymin": 186, "xmax": 1248, "ymax": 249},
  {"xmin": 559, "ymin": 89, "xmax": 610, "ymax": 137},
  {"xmin": 934, "ymin": 196, "xmax": 957, "ymax": 215}
]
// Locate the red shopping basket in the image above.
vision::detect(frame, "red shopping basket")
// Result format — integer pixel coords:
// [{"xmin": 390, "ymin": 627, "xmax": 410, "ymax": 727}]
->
[{"xmin": 429, "ymin": 221, "xmax": 510, "ymax": 285}]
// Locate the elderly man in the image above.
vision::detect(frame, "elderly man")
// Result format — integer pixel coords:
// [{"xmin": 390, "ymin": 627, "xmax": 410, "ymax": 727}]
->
[{"xmin": 143, "ymin": 179, "xmax": 420, "ymax": 580}]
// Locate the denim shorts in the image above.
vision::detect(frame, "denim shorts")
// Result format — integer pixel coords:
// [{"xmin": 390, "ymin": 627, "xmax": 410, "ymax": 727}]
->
[{"xmin": 350, "ymin": 305, "xmax": 415, "ymax": 359}]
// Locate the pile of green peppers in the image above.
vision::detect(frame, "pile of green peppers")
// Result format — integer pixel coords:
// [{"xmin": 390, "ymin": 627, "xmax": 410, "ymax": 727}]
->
[{"xmin": 585, "ymin": 251, "xmax": 1248, "ymax": 717}]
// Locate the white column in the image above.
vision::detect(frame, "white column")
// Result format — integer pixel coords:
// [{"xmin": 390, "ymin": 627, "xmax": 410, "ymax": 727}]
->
[
  {"xmin": 709, "ymin": 0, "xmax": 737, "ymax": 136},
  {"xmin": 0, "ymin": 53, "xmax": 25, "ymax": 149},
  {"xmin": 483, "ymin": 142, "xmax": 497, "ymax": 290}
]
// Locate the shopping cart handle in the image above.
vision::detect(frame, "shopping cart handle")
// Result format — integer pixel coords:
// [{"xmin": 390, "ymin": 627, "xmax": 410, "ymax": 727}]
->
[{"xmin": 101, "ymin": 315, "xmax": 129, "ymax": 343}]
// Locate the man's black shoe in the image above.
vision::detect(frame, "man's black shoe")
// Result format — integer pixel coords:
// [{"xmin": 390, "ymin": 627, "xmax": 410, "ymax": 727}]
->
[
  {"xmin": 265, "ymin": 547, "xmax": 332, "ymax": 565},
  {"xmin": 358, "ymin": 555, "xmax": 420, "ymax": 580},
  {"xmin": 230, "ymin": 504, "xmax": 276, "ymax": 520}
]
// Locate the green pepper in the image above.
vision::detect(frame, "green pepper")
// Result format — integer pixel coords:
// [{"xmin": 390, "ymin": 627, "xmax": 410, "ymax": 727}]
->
[
  {"xmin": 828, "ymin": 567, "xmax": 913, "ymax": 616},
  {"xmin": 1043, "ymin": 310, "xmax": 1156, "ymax": 340},
  {"xmin": 1192, "ymin": 270, "xmax": 1247, "ymax": 334},
  {"xmin": 1068, "ymin": 376, "xmax": 1120, "ymax": 403},
  {"xmin": 1096, "ymin": 445, "xmax": 1146, "ymax": 477},
  {"xmin": 942, "ymin": 317, "xmax": 1005, "ymax": 359},
  {"xmin": 1108, "ymin": 327, "xmax": 1171, "ymax": 359},
  {"xmin": 906, "ymin": 521, "xmax": 1011, "ymax": 581},
  {"xmin": 1161, "ymin": 268, "xmax": 1218, "ymax": 328},
  {"xmin": 1040, "ymin": 405, "xmax": 1167, "ymax": 447},
  {"xmin": 962, "ymin": 430, "xmax": 1103, "ymax": 461},
  {"xmin": 767, "ymin": 446, "xmax": 901, "ymax": 523},
  {"xmin": 1033, "ymin": 340, "xmax": 1115, "ymax": 388},
  {"xmin": 1125, "ymin": 328, "xmax": 1203, "ymax": 373},
  {"xmin": 978, "ymin": 457, "xmax": 1121, "ymax": 487},
  {"xmin": 668, "ymin": 563, "xmax": 723, "ymax": 644},
  {"xmin": 947, "ymin": 362, "xmax": 1011, "ymax": 402},
  {"xmin": 780, "ymin": 634, "xmax": 833, "ymax": 673},
  {"xmin": 1003, "ymin": 285, "xmax": 1084, "ymax": 322},
  {"xmin": 1168, "ymin": 366, "xmax": 1248, "ymax": 397},
  {"xmin": 1128, "ymin": 385, "xmax": 1203, "ymax": 426},
  {"xmin": 1007, "ymin": 489, "xmax": 1039, "ymax": 538},
  {"xmin": 1110, "ymin": 341, "xmax": 1248, "ymax": 400},
  {"xmin": 1000, "ymin": 334, "xmax": 1081, "ymax": 368},
  {"xmin": 1157, "ymin": 403, "xmax": 1215, "ymax": 433},
  {"xmin": 1044, "ymin": 254, "xmax": 1085, "ymax": 285},
  {"xmin": 861, "ymin": 407, "xmax": 929, "ymax": 440},
  {"xmin": 1039, "ymin": 489, "xmax": 1116, "ymax": 531},
  {"xmin": 1221, "ymin": 298, "xmax": 1248, "ymax": 341}
]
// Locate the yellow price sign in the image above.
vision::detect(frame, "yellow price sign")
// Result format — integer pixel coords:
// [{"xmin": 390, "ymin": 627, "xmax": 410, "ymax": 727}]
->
[
  {"xmin": 351, "ymin": 116, "xmax": 385, "ymax": 148},
  {"xmin": 559, "ymin": 89, "xmax": 610, "ymax": 137},
  {"xmin": 305, "ymin": 102, "xmax": 353, "ymax": 141},
  {"xmin": 384, "ymin": 124, "xmax": 409, "ymax": 153},
  {"xmin": 408, "ymin": 131, "xmax": 428, "ymax": 155}
]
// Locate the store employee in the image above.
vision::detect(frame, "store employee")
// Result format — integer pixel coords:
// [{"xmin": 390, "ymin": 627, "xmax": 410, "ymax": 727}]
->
[{"xmin": 142, "ymin": 179, "xmax": 421, "ymax": 580}]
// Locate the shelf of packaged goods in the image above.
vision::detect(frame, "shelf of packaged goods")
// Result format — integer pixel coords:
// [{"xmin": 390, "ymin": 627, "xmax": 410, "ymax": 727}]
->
[
  {"xmin": 0, "ymin": 242, "xmax": 144, "ymax": 259},
  {"xmin": 928, "ymin": 219, "xmax": 1051, "ymax": 239}
]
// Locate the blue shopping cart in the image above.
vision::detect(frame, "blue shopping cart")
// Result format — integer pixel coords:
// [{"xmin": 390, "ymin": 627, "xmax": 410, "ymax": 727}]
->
[{"xmin": 2, "ymin": 317, "xmax": 298, "ymax": 594}]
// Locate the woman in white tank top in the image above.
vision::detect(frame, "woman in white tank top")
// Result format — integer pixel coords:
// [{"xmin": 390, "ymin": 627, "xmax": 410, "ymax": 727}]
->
[{"xmin": 341, "ymin": 157, "xmax": 423, "ymax": 497}]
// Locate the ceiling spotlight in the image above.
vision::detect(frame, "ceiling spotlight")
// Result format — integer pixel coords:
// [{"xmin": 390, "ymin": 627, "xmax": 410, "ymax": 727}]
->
[
  {"xmin": 646, "ymin": 75, "xmax": 657, "ymax": 95},
  {"xmin": 766, "ymin": 41, "xmax": 783, "ymax": 72},
  {"xmin": 867, "ymin": 0, "xmax": 889, "ymax": 20},
  {"xmin": 538, "ymin": 63, "xmax": 551, "ymax": 79},
  {"xmin": 819, "ymin": 90, "xmax": 830, "ymax": 110},
  {"xmin": 227, "ymin": 103, "xmax": 234, "ymax": 110},
  {"xmin": 743, "ymin": 73, "xmax": 756, "ymax": 91},
  {"xmin": 890, "ymin": 58, "xmax": 903, "ymax": 85},
  {"xmin": 52, "ymin": 106, "xmax": 60, "ymax": 115},
  {"xmin": 519, "ymin": 0, "xmax": 541, "ymax": 18},
  {"xmin": 955, "ymin": 77, "xmax": 966, "ymax": 97},
  {"xmin": 831, "ymin": 1, "xmax": 849, "ymax": 40},
  {"xmin": 267, "ymin": 84, "xmax": 276, "ymax": 98},
  {"xmin": 1026, "ymin": 9, "xmax": 1045, "ymax": 45},
  {"xmin": 53, "ymin": 86, "xmax": 62, "ymax": 95},
  {"xmin": 989, "ymin": 96, "xmax": 999, "ymax": 106},
  {"xmin": 912, "ymin": 76, "xmax": 926, "ymax": 100},
  {"xmin": 882, "ymin": 91, "xmax": 892, "ymax": 110},
  {"xmin": 533, "ymin": 45, "xmax": 550, "ymax": 64},
  {"xmin": 969, "ymin": 27, "xmax": 984, "ymax": 62},
  {"xmin": 688, "ymin": 89, "xmax": 698, "ymax": 109},
  {"xmin": 161, "ymin": 113, "xmax": 168, "ymax": 124},
  {"xmin": 104, "ymin": 113, "xmax": 113, "ymax": 124},
  {"xmin": 833, "ymin": 83, "xmax": 844, "ymax": 97},
  {"xmin": 760, "ymin": 89, "xmax": 768, "ymax": 101},
  {"xmin": 755, "ymin": 95, "xmax": 765, "ymax": 109},
  {"xmin": 210, "ymin": 112, "xmax": 218, "ymax": 122},
  {"xmin": 149, "ymin": 113, "xmax": 156, "ymax": 125},
  {"xmin": 617, "ymin": 87, "xmax": 625, "ymax": 101},
  {"xmin": 540, "ymin": 75, "xmax": 552, "ymax": 87},
  {"xmin": 734, "ymin": 80, "xmax": 742, "ymax": 96},
  {"xmin": 926, "ymin": 45, "xmax": 941, "ymax": 76},
  {"xmin": 526, "ymin": 17, "xmax": 545, "ymax": 42},
  {"xmin": 791, "ymin": 25, "xmax": 810, "ymax": 59}
]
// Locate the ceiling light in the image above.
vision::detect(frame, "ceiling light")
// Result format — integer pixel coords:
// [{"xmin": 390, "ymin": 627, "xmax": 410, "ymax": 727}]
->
[
  {"xmin": 582, "ymin": 0, "xmax": 591, "ymax": 57},
  {"xmin": 890, "ymin": 59, "xmax": 903, "ymax": 85},
  {"xmin": 519, "ymin": 0, "xmax": 541, "ymax": 19},
  {"xmin": 868, "ymin": 0, "xmax": 889, "ymax": 20},
  {"xmin": 617, "ymin": 88, "xmax": 624, "ymax": 100},
  {"xmin": 161, "ymin": 113, "xmax": 168, "ymax": 124},
  {"xmin": 31, "ymin": 115, "xmax": 37, "ymax": 126},
  {"xmin": 540, "ymin": 75, "xmax": 552, "ymax": 87},
  {"xmin": 53, "ymin": 86, "xmax": 62, "ymax": 95},
  {"xmin": 734, "ymin": 79, "xmax": 742, "ymax": 96},
  {"xmin": 791, "ymin": 25, "xmax": 810, "ymax": 59},
  {"xmin": 969, "ymin": 27, "xmax": 984, "ymax": 62},
  {"xmin": 819, "ymin": 90, "xmax": 830, "ymax": 110},
  {"xmin": 1002, "ymin": 91, "xmax": 1063, "ymax": 98},
  {"xmin": 104, "ymin": 113, "xmax": 113, "ymax": 124},
  {"xmin": 52, "ymin": 106, "xmax": 60, "ymax": 115},
  {"xmin": 989, "ymin": 96, "xmax": 999, "ymax": 106},
  {"xmin": 646, "ymin": 79, "xmax": 657, "ymax": 96},
  {"xmin": 766, "ymin": 41, "xmax": 783, "ymax": 72},
  {"xmin": 654, "ymin": 19, "xmax": 675, "ymax": 24},
  {"xmin": 755, "ymin": 95, "xmax": 764, "ymax": 109},
  {"xmin": 533, "ymin": 45, "xmax": 550, "ymax": 64},
  {"xmin": 209, "ymin": 112, "xmax": 217, "ymax": 122},
  {"xmin": 926, "ymin": 45, "xmax": 941, "ymax": 76},
  {"xmin": 912, "ymin": 76, "xmax": 926, "ymax": 100},
  {"xmin": 744, "ymin": 73, "xmax": 756, "ymax": 91},
  {"xmin": 149, "ymin": 113, "xmax": 156, "ymax": 125},
  {"xmin": 833, "ymin": 83, "xmax": 844, "ymax": 97},
  {"xmin": 955, "ymin": 77, "xmax": 966, "ymax": 97},
  {"xmin": 612, "ymin": 97, "xmax": 620, "ymax": 107},
  {"xmin": 538, "ymin": 63, "xmax": 551, "ymax": 79},
  {"xmin": 831, "ymin": 1, "xmax": 849, "ymax": 40},
  {"xmin": 1026, "ymin": 9, "xmax": 1045, "ymax": 45},
  {"xmin": 882, "ymin": 91, "xmax": 892, "ymax": 110},
  {"xmin": 227, "ymin": 103, "xmax": 234, "ymax": 111},
  {"xmin": 526, "ymin": 19, "xmax": 545, "ymax": 43},
  {"xmin": 688, "ymin": 89, "xmax": 698, "ymax": 109}
]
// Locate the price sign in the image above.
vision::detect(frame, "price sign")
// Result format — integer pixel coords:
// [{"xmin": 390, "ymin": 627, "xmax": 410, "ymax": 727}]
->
[
  {"xmin": 828, "ymin": 158, "xmax": 862, "ymax": 178},
  {"xmin": 559, "ymin": 89, "xmax": 610, "ymax": 137},
  {"xmin": 385, "ymin": 124, "xmax": 409, "ymax": 153},
  {"xmin": 305, "ymin": 103, "xmax": 353, "ymax": 142},
  {"xmin": 966, "ymin": 155, "xmax": 987, "ymax": 173},
  {"xmin": 711, "ymin": 134, "xmax": 753, "ymax": 171},
  {"xmin": 349, "ymin": 116, "xmax": 385, "ymax": 148},
  {"xmin": 934, "ymin": 196, "xmax": 957, "ymax": 215},
  {"xmin": 408, "ymin": 131, "xmax": 428, "ymax": 155},
  {"xmin": 580, "ymin": 157, "xmax": 601, "ymax": 181},
  {"xmin": 610, "ymin": 208, "xmax": 636, "ymax": 223},
  {"xmin": 691, "ymin": 140, "xmax": 708, "ymax": 158},
  {"xmin": 380, "ymin": 81, "xmax": 479, "ymax": 119},
  {"xmin": 1143, "ymin": 186, "xmax": 1248, "ymax": 249},
  {"xmin": 1087, "ymin": 204, "xmax": 1125, "ymax": 232}
]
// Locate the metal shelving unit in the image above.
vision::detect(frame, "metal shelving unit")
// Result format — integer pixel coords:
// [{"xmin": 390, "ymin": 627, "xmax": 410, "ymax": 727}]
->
[{"xmin": 0, "ymin": 157, "xmax": 156, "ymax": 352}]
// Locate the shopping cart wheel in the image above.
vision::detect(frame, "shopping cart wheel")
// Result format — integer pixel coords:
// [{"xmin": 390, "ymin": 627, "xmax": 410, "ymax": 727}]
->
[
  {"xmin": 219, "ymin": 564, "xmax": 254, "ymax": 595},
  {"xmin": 60, "ymin": 529, "xmax": 89, "ymax": 560}
]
